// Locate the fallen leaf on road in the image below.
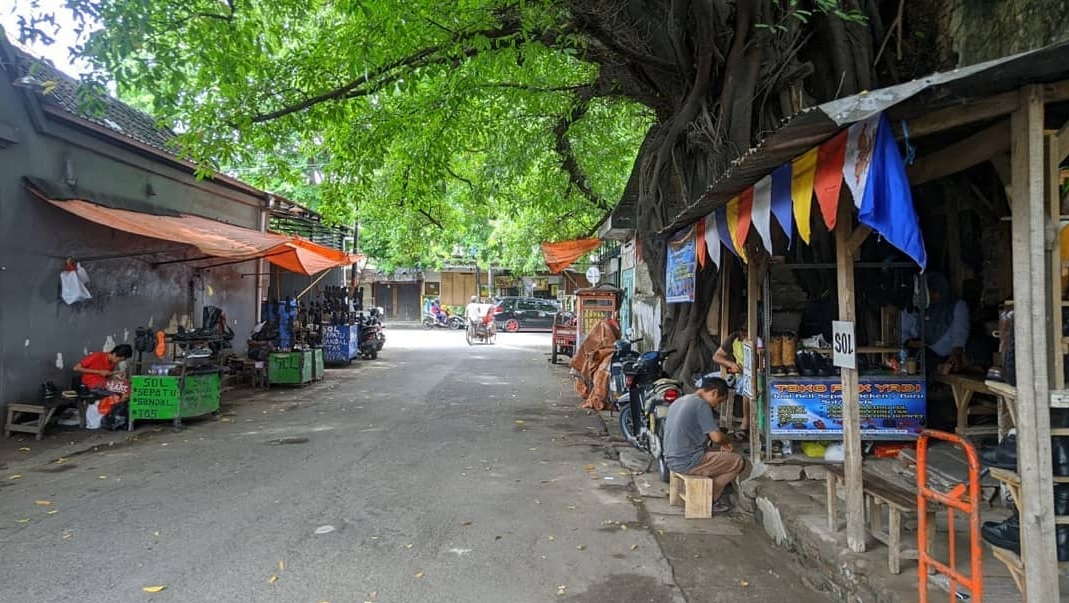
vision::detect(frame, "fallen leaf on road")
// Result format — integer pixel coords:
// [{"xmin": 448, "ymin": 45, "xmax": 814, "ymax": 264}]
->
[
  {"xmin": 620, "ymin": 524, "xmax": 628, "ymax": 531},
  {"xmin": 576, "ymin": 545, "xmax": 586, "ymax": 551},
  {"xmin": 141, "ymin": 586, "xmax": 166, "ymax": 593},
  {"xmin": 61, "ymin": 531, "xmax": 72, "ymax": 539},
  {"xmin": 99, "ymin": 476, "xmax": 107, "ymax": 479},
  {"xmin": 556, "ymin": 585, "xmax": 567, "ymax": 596},
  {"xmin": 461, "ymin": 521, "xmax": 472, "ymax": 526},
  {"xmin": 34, "ymin": 500, "xmax": 52, "ymax": 506},
  {"xmin": 630, "ymin": 544, "xmax": 639, "ymax": 550},
  {"xmin": 413, "ymin": 571, "xmax": 424, "ymax": 579},
  {"xmin": 15, "ymin": 518, "xmax": 29, "ymax": 523},
  {"xmin": 528, "ymin": 448, "xmax": 537, "ymax": 451},
  {"xmin": 9, "ymin": 474, "xmax": 21, "ymax": 480},
  {"xmin": 584, "ymin": 464, "xmax": 595, "ymax": 470},
  {"xmin": 268, "ymin": 575, "xmax": 278, "ymax": 584},
  {"xmin": 739, "ymin": 580, "xmax": 750, "ymax": 587},
  {"xmin": 47, "ymin": 510, "xmax": 58, "ymax": 515},
  {"xmin": 565, "ymin": 505, "xmax": 576, "ymax": 510},
  {"xmin": 547, "ymin": 536, "xmax": 555, "ymax": 541},
  {"xmin": 405, "ymin": 543, "xmax": 413, "ymax": 549},
  {"xmin": 278, "ymin": 560, "xmax": 285, "ymax": 572},
  {"xmin": 55, "ymin": 458, "xmax": 66, "ymax": 464},
  {"xmin": 514, "ymin": 420, "xmax": 525, "ymax": 425},
  {"xmin": 18, "ymin": 447, "xmax": 30, "ymax": 452}
]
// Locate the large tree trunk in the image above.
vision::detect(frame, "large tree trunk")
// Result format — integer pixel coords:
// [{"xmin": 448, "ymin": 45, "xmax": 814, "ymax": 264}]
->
[{"xmin": 571, "ymin": 0, "xmax": 905, "ymax": 380}]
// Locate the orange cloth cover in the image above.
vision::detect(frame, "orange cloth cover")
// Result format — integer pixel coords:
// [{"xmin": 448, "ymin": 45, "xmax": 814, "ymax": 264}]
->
[{"xmin": 541, "ymin": 238, "xmax": 602, "ymax": 274}]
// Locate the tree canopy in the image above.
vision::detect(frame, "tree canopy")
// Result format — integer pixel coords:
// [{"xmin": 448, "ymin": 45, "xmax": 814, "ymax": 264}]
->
[{"xmin": 11, "ymin": 0, "xmax": 653, "ymax": 272}]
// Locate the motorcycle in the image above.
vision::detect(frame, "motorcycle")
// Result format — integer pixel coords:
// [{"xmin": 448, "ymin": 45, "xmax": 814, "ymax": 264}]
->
[
  {"xmin": 421, "ymin": 310, "xmax": 465, "ymax": 330},
  {"xmin": 608, "ymin": 335, "xmax": 641, "ymax": 404},
  {"xmin": 617, "ymin": 348, "xmax": 684, "ymax": 483},
  {"xmin": 357, "ymin": 307, "xmax": 386, "ymax": 359}
]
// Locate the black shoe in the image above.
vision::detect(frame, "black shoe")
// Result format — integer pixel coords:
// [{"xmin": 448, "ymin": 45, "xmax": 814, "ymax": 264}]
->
[
  {"xmin": 980, "ymin": 434, "xmax": 1017, "ymax": 470},
  {"xmin": 981, "ymin": 511, "xmax": 1020, "ymax": 553},
  {"xmin": 797, "ymin": 352, "xmax": 817, "ymax": 377}
]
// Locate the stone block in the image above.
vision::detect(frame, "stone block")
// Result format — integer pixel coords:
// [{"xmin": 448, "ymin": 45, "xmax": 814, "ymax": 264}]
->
[
  {"xmin": 763, "ymin": 464, "xmax": 803, "ymax": 481},
  {"xmin": 803, "ymin": 465, "xmax": 829, "ymax": 480}
]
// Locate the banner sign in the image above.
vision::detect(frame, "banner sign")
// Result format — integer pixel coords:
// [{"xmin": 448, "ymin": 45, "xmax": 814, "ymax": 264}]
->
[
  {"xmin": 665, "ymin": 224, "xmax": 697, "ymax": 303},
  {"xmin": 768, "ymin": 377, "xmax": 926, "ymax": 439}
]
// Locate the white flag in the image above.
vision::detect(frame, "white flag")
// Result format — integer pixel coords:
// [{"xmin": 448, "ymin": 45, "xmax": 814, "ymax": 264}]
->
[
  {"xmin": 705, "ymin": 211, "xmax": 721, "ymax": 268},
  {"xmin": 842, "ymin": 114, "xmax": 880, "ymax": 208},
  {"xmin": 752, "ymin": 175, "xmax": 773, "ymax": 251}
]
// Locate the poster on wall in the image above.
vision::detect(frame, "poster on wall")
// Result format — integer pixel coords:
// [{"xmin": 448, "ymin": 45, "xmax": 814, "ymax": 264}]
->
[
  {"xmin": 665, "ymin": 225, "xmax": 697, "ymax": 303},
  {"xmin": 768, "ymin": 377, "xmax": 926, "ymax": 440}
]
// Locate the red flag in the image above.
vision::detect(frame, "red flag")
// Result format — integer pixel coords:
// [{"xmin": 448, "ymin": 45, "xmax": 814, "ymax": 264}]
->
[
  {"xmin": 814, "ymin": 130, "xmax": 848, "ymax": 230},
  {"xmin": 735, "ymin": 187, "xmax": 753, "ymax": 248},
  {"xmin": 695, "ymin": 217, "xmax": 707, "ymax": 269}
]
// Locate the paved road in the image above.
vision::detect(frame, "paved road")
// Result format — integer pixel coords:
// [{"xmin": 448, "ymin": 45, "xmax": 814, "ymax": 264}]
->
[{"xmin": 0, "ymin": 328, "xmax": 832, "ymax": 602}]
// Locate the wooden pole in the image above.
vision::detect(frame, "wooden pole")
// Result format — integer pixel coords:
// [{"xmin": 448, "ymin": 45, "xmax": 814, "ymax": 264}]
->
[
  {"xmin": 835, "ymin": 190, "xmax": 866, "ymax": 553},
  {"xmin": 746, "ymin": 245, "xmax": 765, "ymax": 463},
  {"xmin": 1010, "ymin": 84, "xmax": 1059, "ymax": 600}
]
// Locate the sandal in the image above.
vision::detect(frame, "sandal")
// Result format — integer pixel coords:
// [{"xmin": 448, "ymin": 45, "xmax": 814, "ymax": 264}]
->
[{"xmin": 731, "ymin": 428, "xmax": 749, "ymax": 442}]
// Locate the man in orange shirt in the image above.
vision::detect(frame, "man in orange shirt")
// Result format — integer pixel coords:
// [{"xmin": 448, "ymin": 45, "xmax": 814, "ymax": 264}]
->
[{"xmin": 74, "ymin": 344, "xmax": 133, "ymax": 398}]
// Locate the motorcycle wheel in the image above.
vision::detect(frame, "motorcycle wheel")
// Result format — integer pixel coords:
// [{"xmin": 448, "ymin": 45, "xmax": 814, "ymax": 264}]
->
[
  {"xmin": 367, "ymin": 347, "xmax": 378, "ymax": 360},
  {"xmin": 618, "ymin": 405, "xmax": 641, "ymax": 450},
  {"xmin": 450, "ymin": 317, "xmax": 465, "ymax": 330},
  {"xmin": 421, "ymin": 317, "xmax": 435, "ymax": 329}
]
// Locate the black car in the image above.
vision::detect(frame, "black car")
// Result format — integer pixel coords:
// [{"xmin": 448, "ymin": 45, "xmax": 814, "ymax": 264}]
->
[{"xmin": 492, "ymin": 297, "xmax": 560, "ymax": 332}]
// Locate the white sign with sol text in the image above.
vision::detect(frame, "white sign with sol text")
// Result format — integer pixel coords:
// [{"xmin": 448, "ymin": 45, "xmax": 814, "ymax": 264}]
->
[{"xmin": 831, "ymin": 320, "xmax": 856, "ymax": 370}]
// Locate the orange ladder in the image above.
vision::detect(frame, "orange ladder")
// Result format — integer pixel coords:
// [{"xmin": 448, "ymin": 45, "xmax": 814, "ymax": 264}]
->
[{"xmin": 917, "ymin": 429, "xmax": 984, "ymax": 602}]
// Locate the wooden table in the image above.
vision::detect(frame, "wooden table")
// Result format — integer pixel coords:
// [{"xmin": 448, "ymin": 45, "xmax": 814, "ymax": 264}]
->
[{"xmin": 933, "ymin": 374, "xmax": 999, "ymax": 437}]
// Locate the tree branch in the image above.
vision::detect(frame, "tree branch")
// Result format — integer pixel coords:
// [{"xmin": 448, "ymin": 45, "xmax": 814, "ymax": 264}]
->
[
  {"xmin": 418, "ymin": 208, "xmax": 444, "ymax": 230},
  {"xmin": 553, "ymin": 87, "xmax": 611, "ymax": 212}
]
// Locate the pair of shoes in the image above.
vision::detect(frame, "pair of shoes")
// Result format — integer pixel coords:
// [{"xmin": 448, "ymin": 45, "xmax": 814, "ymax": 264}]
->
[
  {"xmin": 981, "ymin": 510, "xmax": 1020, "ymax": 553},
  {"xmin": 980, "ymin": 434, "xmax": 1017, "ymax": 470}
]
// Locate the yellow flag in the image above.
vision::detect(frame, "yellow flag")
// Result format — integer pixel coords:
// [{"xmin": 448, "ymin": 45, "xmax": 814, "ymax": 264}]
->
[
  {"xmin": 791, "ymin": 147, "xmax": 818, "ymax": 244},
  {"xmin": 725, "ymin": 198, "xmax": 747, "ymax": 263}
]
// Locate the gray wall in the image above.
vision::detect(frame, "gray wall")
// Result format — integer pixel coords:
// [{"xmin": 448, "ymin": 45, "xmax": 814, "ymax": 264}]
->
[{"xmin": 0, "ymin": 70, "xmax": 262, "ymax": 404}]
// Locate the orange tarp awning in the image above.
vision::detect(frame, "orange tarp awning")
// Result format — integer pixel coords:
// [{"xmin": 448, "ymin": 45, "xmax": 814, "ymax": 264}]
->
[
  {"xmin": 266, "ymin": 239, "xmax": 362, "ymax": 276},
  {"xmin": 540, "ymin": 238, "xmax": 602, "ymax": 274},
  {"xmin": 31, "ymin": 186, "xmax": 359, "ymax": 275}
]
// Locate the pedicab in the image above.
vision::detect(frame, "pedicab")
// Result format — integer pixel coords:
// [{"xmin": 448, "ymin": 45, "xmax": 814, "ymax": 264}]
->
[{"xmin": 465, "ymin": 312, "xmax": 497, "ymax": 345}]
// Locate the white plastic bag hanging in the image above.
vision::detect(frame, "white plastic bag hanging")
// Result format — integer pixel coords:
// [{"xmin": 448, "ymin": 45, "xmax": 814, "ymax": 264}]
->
[{"xmin": 59, "ymin": 261, "xmax": 91, "ymax": 305}]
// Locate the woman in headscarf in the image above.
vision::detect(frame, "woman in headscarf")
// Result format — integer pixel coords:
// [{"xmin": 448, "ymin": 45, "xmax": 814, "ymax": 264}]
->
[{"xmin": 902, "ymin": 272, "xmax": 970, "ymax": 375}]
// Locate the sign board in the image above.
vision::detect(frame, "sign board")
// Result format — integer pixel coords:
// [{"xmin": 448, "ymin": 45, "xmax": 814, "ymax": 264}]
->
[
  {"xmin": 831, "ymin": 320, "xmax": 856, "ymax": 369},
  {"xmin": 130, "ymin": 373, "xmax": 221, "ymax": 421},
  {"xmin": 585, "ymin": 266, "xmax": 601, "ymax": 286},
  {"xmin": 323, "ymin": 324, "xmax": 360, "ymax": 363},
  {"xmin": 768, "ymin": 377, "xmax": 926, "ymax": 440},
  {"xmin": 741, "ymin": 341, "xmax": 755, "ymax": 398}
]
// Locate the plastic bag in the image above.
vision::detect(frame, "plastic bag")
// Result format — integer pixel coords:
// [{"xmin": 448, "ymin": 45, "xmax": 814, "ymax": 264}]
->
[
  {"xmin": 824, "ymin": 442, "xmax": 845, "ymax": 462},
  {"xmin": 59, "ymin": 263, "xmax": 92, "ymax": 305},
  {"xmin": 85, "ymin": 402, "xmax": 103, "ymax": 430}
]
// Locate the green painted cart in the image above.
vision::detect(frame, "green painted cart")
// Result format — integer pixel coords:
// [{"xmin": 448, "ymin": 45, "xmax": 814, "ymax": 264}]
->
[
  {"xmin": 129, "ymin": 372, "xmax": 221, "ymax": 430},
  {"xmin": 268, "ymin": 349, "xmax": 325, "ymax": 386}
]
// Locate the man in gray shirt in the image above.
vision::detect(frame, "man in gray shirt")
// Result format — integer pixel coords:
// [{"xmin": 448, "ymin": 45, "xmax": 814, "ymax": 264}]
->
[{"xmin": 664, "ymin": 373, "xmax": 744, "ymax": 514}]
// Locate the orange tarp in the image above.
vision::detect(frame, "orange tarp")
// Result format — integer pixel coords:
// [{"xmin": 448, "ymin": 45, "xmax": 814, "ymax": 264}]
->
[
  {"xmin": 540, "ymin": 238, "xmax": 602, "ymax": 274},
  {"xmin": 33, "ymin": 189, "xmax": 359, "ymax": 275}
]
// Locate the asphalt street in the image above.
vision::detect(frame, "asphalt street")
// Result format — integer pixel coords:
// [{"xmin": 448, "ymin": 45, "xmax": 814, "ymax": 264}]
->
[{"xmin": 0, "ymin": 327, "xmax": 834, "ymax": 603}]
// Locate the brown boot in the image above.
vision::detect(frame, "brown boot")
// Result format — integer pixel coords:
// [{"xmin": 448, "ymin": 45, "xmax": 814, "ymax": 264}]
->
[
  {"xmin": 782, "ymin": 333, "xmax": 798, "ymax": 375},
  {"xmin": 769, "ymin": 335, "xmax": 784, "ymax": 376}
]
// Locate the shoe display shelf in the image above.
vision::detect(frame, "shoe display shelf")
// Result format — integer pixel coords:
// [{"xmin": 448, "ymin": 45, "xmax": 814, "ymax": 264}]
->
[{"xmin": 987, "ymin": 463, "xmax": 1069, "ymax": 597}]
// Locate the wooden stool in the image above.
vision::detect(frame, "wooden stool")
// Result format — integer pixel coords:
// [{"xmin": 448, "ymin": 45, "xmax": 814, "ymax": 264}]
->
[
  {"xmin": 668, "ymin": 471, "xmax": 713, "ymax": 518},
  {"xmin": 250, "ymin": 361, "xmax": 268, "ymax": 389},
  {"xmin": 4, "ymin": 403, "xmax": 58, "ymax": 440}
]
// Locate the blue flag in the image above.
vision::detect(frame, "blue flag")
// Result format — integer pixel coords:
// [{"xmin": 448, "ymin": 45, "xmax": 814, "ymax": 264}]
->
[
  {"xmin": 859, "ymin": 115, "xmax": 927, "ymax": 270},
  {"xmin": 715, "ymin": 206, "xmax": 740, "ymax": 258},
  {"xmin": 770, "ymin": 163, "xmax": 793, "ymax": 245}
]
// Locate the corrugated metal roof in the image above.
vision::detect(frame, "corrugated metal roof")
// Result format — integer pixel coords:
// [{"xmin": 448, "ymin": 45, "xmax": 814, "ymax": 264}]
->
[{"xmin": 660, "ymin": 40, "xmax": 1069, "ymax": 234}]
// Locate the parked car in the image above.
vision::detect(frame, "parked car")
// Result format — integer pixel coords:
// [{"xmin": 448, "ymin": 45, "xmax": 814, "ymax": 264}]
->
[{"xmin": 492, "ymin": 297, "xmax": 560, "ymax": 332}]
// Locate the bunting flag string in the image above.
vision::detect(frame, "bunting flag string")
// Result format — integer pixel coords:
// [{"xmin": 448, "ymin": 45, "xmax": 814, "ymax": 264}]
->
[
  {"xmin": 752, "ymin": 175, "xmax": 773, "ymax": 252},
  {"xmin": 663, "ymin": 111, "xmax": 926, "ymax": 272},
  {"xmin": 814, "ymin": 130, "xmax": 847, "ymax": 229}
]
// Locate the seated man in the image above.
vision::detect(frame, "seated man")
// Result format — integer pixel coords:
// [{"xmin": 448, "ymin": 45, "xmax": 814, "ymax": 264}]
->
[
  {"xmin": 74, "ymin": 344, "xmax": 133, "ymax": 400},
  {"xmin": 663, "ymin": 373, "xmax": 745, "ymax": 514}
]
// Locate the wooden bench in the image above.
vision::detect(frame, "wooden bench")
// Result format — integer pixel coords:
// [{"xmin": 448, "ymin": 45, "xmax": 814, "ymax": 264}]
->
[
  {"xmin": 4, "ymin": 403, "xmax": 59, "ymax": 440},
  {"xmin": 668, "ymin": 472, "xmax": 713, "ymax": 518},
  {"xmin": 826, "ymin": 465, "xmax": 936, "ymax": 574},
  {"xmin": 933, "ymin": 374, "xmax": 999, "ymax": 437}
]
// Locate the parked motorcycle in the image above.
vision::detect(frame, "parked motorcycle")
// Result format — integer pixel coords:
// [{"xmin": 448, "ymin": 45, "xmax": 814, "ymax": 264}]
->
[
  {"xmin": 608, "ymin": 335, "xmax": 641, "ymax": 404},
  {"xmin": 421, "ymin": 310, "xmax": 465, "ymax": 330},
  {"xmin": 617, "ymin": 348, "xmax": 684, "ymax": 483},
  {"xmin": 357, "ymin": 307, "xmax": 386, "ymax": 359}
]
